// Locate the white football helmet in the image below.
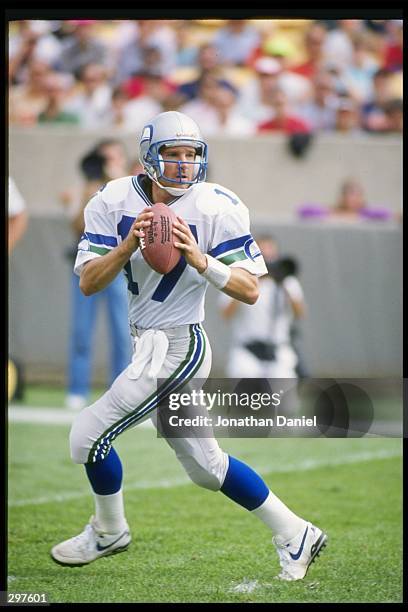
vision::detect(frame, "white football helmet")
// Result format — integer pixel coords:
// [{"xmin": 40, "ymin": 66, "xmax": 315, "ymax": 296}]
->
[{"xmin": 139, "ymin": 111, "xmax": 208, "ymax": 196}]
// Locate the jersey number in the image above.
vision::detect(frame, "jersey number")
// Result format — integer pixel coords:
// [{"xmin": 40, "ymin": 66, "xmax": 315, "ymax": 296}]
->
[
  {"xmin": 214, "ymin": 188, "xmax": 239, "ymax": 205},
  {"xmin": 117, "ymin": 216, "xmax": 198, "ymax": 303}
]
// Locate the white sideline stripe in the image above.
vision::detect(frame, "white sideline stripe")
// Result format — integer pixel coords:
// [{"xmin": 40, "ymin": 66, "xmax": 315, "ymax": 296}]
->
[
  {"xmin": 8, "ymin": 448, "xmax": 401, "ymax": 508},
  {"xmin": 8, "ymin": 406, "xmax": 154, "ymax": 428}
]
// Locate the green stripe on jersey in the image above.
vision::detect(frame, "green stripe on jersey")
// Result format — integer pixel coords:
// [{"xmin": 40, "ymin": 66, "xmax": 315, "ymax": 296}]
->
[
  {"xmin": 90, "ymin": 245, "xmax": 110, "ymax": 255},
  {"xmin": 218, "ymin": 250, "xmax": 248, "ymax": 265}
]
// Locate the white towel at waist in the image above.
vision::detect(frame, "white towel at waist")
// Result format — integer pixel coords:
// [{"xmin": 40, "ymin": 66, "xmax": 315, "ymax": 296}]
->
[{"xmin": 126, "ymin": 329, "xmax": 170, "ymax": 380}]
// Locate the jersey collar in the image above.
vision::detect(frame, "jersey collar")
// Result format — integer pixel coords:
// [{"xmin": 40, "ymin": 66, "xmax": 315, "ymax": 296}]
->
[{"xmin": 132, "ymin": 174, "xmax": 191, "ymax": 207}]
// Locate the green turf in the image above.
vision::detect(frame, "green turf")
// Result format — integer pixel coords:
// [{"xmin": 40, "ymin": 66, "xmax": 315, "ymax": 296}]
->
[
  {"xmin": 11, "ymin": 384, "xmax": 106, "ymax": 408},
  {"xmin": 7, "ymin": 417, "xmax": 402, "ymax": 603}
]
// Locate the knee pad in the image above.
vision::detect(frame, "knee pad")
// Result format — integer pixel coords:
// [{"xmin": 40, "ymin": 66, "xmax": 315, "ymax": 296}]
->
[
  {"xmin": 178, "ymin": 449, "xmax": 229, "ymax": 492},
  {"xmin": 69, "ymin": 411, "xmax": 97, "ymax": 464}
]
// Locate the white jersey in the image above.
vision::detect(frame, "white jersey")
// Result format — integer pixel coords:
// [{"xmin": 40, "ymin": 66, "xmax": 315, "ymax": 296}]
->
[{"xmin": 74, "ymin": 174, "xmax": 267, "ymax": 329}]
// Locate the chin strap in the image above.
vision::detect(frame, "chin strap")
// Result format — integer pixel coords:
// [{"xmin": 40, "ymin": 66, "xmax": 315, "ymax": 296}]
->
[{"xmin": 150, "ymin": 172, "xmax": 193, "ymax": 197}]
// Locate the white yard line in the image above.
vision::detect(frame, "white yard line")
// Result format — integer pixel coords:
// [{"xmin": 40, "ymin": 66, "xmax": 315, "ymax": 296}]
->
[{"xmin": 8, "ymin": 448, "xmax": 401, "ymax": 508}]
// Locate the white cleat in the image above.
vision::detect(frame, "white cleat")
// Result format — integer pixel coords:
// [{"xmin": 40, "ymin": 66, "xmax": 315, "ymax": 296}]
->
[
  {"xmin": 273, "ymin": 521, "xmax": 328, "ymax": 581},
  {"xmin": 51, "ymin": 516, "xmax": 131, "ymax": 566}
]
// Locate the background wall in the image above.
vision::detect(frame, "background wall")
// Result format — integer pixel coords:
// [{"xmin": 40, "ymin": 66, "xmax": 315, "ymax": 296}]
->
[{"xmin": 9, "ymin": 128, "xmax": 402, "ymax": 217}]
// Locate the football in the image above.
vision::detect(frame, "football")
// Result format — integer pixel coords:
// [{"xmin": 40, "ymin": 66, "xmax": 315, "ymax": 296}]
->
[{"xmin": 140, "ymin": 202, "xmax": 182, "ymax": 275}]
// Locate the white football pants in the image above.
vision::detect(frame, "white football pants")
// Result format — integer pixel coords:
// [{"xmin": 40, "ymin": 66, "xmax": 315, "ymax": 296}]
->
[{"xmin": 70, "ymin": 323, "xmax": 229, "ymax": 492}]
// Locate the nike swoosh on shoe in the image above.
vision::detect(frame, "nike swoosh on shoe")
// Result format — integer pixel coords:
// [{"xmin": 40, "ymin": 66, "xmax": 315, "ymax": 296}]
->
[
  {"xmin": 96, "ymin": 531, "xmax": 129, "ymax": 552},
  {"xmin": 288, "ymin": 525, "xmax": 309, "ymax": 560}
]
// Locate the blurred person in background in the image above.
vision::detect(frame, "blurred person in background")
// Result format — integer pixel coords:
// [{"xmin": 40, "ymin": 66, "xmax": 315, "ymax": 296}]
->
[
  {"xmin": 220, "ymin": 235, "xmax": 306, "ymax": 380},
  {"xmin": 63, "ymin": 62, "xmax": 112, "ymax": 128},
  {"xmin": 361, "ymin": 68, "xmax": 394, "ymax": 132},
  {"xmin": 56, "ymin": 20, "xmax": 109, "ymax": 78},
  {"xmin": 206, "ymin": 80, "xmax": 256, "ymax": 136},
  {"xmin": 382, "ymin": 20, "xmax": 403, "ymax": 73},
  {"xmin": 8, "ymin": 177, "xmax": 29, "ymax": 402},
  {"xmin": 257, "ymin": 86, "xmax": 312, "ymax": 134},
  {"xmin": 330, "ymin": 178, "xmax": 394, "ymax": 220},
  {"xmin": 8, "ymin": 177, "xmax": 28, "ymax": 255},
  {"xmin": 238, "ymin": 55, "xmax": 312, "ymax": 125},
  {"xmin": 120, "ymin": 46, "xmax": 176, "ymax": 102},
  {"xmin": 171, "ymin": 43, "xmax": 223, "ymax": 105},
  {"xmin": 9, "ymin": 59, "xmax": 52, "ymax": 125},
  {"xmin": 295, "ymin": 69, "xmax": 339, "ymax": 131},
  {"xmin": 9, "ymin": 20, "xmax": 63, "ymax": 85},
  {"xmin": 179, "ymin": 72, "xmax": 255, "ymax": 136},
  {"xmin": 340, "ymin": 33, "xmax": 380, "ymax": 105},
  {"xmin": 173, "ymin": 20, "xmax": 199, "ymax": 67},
  {"xmin": 334, "ymin": 95, "xmax": 362, "ymax": 135},
  {"xmin": 107, "ymin": 82, "xmax": 163, "ymax": 132},
  {"xmin": 322, "ymin": 19, "xmax": 363, "ymax": 73},
  {"xmin": 298, "ymin": 177, "xmax": 394, "ymax": 222},
  {"xmin": 290, "ymin": 22, "xmax": 328, "ymax": 80},
  {"xmin": 106, "ymin": 76, "xmax": 164, "ymax": 133},
  {"xmin": 179, "ymin": 71, "xmax": 231, "ymax": 136},
  {"xmin": 237, "ymin": 56, "xmax": 282, "ymax": 124},
  {"xmin": 382, "ymin": 98, "xmax": 403, "ymax": 134},
  {"xmin": 212, "ymin": 19, "xmax": 260, "ymax": 66},
  {"xmin": 38, "ymin": 72, "xmax": 79, "ymax": 124},
  {"xmin": 264, "ymin": 41, "xmax": 313, "ymax": 106},
  {"xmin": 61, "ymin": 140, "xmax": 132, "ymax": 410},
  {"xmin": 116, "ymin": 20, "xmax": 177, "ymax": 85}
]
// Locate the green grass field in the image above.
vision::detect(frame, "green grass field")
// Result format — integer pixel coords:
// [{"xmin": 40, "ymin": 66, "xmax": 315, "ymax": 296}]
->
[{"xmin": 7, "ymin": 386, "xmax": 403, "ymax": 603}]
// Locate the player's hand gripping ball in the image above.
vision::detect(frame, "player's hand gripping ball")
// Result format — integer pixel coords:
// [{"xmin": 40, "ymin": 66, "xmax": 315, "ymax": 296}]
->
[{"xmin": 140, "ymin": 202, "xmax": 181, "ymax": 274}]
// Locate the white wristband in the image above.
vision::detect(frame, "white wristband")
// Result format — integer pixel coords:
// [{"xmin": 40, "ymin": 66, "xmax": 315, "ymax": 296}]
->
[{"xmin": 200, "ymin": 254, "xmax": 231, "ymax": 289}]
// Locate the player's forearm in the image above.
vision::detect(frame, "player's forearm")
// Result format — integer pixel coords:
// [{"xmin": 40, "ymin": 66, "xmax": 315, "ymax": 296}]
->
[
  {"xmin": 79, "ymin": 209, "xmax": 153, "ymax": 295},
  {"xmin": 198, "ymin": 253, "xmax": 259, "ymax": 305},
  {"xmin": 79, "ymin": 243, "xmax": 134, "ymax": 295},
  {"xmin": 222, "ymin": 268, "xmax": 259, "ymax": 305}
]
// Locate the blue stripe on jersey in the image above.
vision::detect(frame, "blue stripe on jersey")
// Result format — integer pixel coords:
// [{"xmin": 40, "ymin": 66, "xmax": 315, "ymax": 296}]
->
[
  {"xmin": 209, "ymin": 234, "xmax": 252, "ymax": 259},
  {"xmin": 92, "ymin": 324, "xmax": 205, "ymax": 462},
  {"xmin": 132, "ymin": 175, "xmax": 152, "ymax": 206},
  {"xmin": 151, "ymin": 225, "xmax": 198, "ymax": 303},
  {"xmin": 85, "ymin": 232, "xmax": 118, "ymax": 247},
  {"xmin": 151, "ymin": 257, "xmax": 187, "ymax": 302}
]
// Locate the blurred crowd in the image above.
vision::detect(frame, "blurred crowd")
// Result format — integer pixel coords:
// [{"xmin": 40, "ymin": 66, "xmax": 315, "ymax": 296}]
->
[{"xmin": 9, "ymin": 18, "xmax": 403, "ymax": 137}]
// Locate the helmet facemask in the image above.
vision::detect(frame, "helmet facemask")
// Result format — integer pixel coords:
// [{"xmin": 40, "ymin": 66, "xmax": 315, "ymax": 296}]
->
[{"xmin": 139, "ymin": 113, "xmax": 208, "ymax": 196}]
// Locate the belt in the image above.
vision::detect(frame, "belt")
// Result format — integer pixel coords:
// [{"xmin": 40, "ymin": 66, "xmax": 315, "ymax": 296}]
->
[{"xmin": 129, "ymin": 322, "xmax": 200, "ymax": 340}]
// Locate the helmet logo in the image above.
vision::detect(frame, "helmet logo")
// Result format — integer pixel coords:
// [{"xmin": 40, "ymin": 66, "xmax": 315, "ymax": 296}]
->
[{"xmin": 175, "ymin": 132, "xmax": 198, "ymax": 138}]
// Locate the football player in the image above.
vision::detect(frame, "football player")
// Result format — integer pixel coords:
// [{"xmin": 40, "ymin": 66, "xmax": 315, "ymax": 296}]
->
[{"xmin": 51, "ymin": 111, "xmax": 327, "ymax": 581}]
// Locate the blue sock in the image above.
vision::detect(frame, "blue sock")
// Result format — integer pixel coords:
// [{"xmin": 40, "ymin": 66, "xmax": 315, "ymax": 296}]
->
[
  {"xmin": 85, "ymin": 447, "xmax": 123, "ymax": 495},
  {"xmin": 220, "ymin": 455, "xmax": 269, "ymax": 511}
]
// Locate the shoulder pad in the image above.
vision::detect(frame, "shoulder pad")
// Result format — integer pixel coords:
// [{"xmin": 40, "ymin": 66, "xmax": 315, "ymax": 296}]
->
[
  {"xmin": 99, "ymin": 176, "xmax": 132, "ymax": 205},
  {"xmin": 195, "ymin": 182, "xmax": 245, "ymax": 217}
]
